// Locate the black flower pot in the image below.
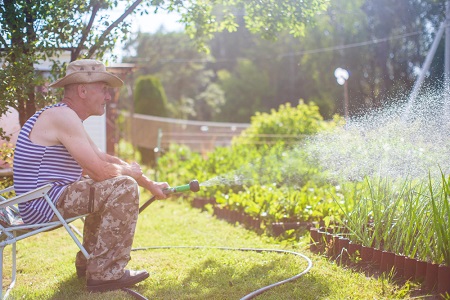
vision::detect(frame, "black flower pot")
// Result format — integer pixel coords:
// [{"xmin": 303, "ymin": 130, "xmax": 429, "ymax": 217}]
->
[
  {"xmin": 403, "ymin": 257, "xmax": 416, "ymax": 281},
  {"xmin": 360, "ymin": 246, "xmax": 373, "ymax": 262},
  {"xmin": 380, "ymin": 251, "xmax": 395, "ymax": 273},
  {"xmin": 393, "ymin": 255, "xmax": 405, "ymax": 279},
  {"xmin": 438, "ymin": 264, "xmax": 450, "ymax": 295},
  {"xmin": 424, "ymin": 262, "xmax": 439, "ymax": 292},
  {"xmin": 415, "ymin": 260, "xmax": 427, "ymax": 282}
]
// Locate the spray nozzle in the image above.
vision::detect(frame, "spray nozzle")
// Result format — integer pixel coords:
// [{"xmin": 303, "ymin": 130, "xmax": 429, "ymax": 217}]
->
[
  {"xmin": 139, "ymin": 180, "xmax": 200, "ymax": 214},
  {"xmin": 162, "ymin": 180, "xmax": 200, "ymax": 194}
]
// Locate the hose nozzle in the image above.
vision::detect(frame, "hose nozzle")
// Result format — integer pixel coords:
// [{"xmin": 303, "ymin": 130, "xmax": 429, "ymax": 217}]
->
[
  {"xmin": 162, "ymin": 179, "xmax": 200, "ymax": 194},
  {"xmin": 139, "ymin": 180, "xmax": 200, "ymax": 214}
]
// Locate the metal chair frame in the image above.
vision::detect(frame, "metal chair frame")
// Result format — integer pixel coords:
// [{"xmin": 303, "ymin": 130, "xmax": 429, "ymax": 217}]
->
[{"xmin": 0, "ymin": 184, "xmax": 89, "ymax": 299}]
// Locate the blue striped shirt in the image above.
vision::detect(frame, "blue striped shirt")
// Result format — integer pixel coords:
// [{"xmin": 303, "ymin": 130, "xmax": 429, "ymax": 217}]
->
[{"xmin": 13, "ymin": 103, "xmax": 82, "ymax": 224}]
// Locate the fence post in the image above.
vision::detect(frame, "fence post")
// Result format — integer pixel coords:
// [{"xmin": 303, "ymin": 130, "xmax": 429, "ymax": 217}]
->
[{"xmin": 154, "ymin": 128, "xmax": 162, "ymax": 181}]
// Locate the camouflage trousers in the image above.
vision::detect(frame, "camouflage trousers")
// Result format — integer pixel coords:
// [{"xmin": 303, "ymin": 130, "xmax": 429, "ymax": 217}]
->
[{"xmin": 54, "ymin": 176, "xmax": 140, "ymax": 281}]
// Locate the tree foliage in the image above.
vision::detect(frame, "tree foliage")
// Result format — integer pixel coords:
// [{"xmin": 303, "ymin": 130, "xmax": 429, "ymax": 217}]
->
[
  {"xmin": 234, "ymin": 101, "xmax": 339, "ymax": 146},
  {"xmin": 134, "ymin": 74, "xmax": 168, "ymax": 117},
  {"xmin": 124, "ymin": 0, "xmax": 447, "ymax": 123},
  {"xmin": 299, "ymin": 0, "xmax": 445, "ymax": 113},
  {"xmin": 123, "ymin": 31, "xmax": 225, "ymax": 120},
  {"xmin": 0, "ymin": 0, "xmax": 139, "ymax": 126},
  {"xmin": 133, "ymin": 74, "xmax": 168, "ymax": 166},
  {"xmin": 180, "ymin": 0, "xmax": 329, "ymax": 51},
  {"xmin": 0, "ymin": 0, "xmax": 330, "ymax": 129},
  {"xmin": 216, "ymin": 59, "xmax": 273, "ymax": 122}
]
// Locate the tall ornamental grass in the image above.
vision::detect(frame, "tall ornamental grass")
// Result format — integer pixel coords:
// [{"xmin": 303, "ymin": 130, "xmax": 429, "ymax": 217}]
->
[{"xmin": 338, "ymin": 172, "xmax": 450, "ymax": 265}]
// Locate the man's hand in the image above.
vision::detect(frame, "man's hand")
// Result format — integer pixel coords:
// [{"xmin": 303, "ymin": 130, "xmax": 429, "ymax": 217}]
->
[
  {"xmin": 135, "ymin": 175, "xmax": 169, "ymax": 199},
  {"xmin": 149, "ymin": 181, "xmax": 170, "ymax": 199},
  {"xmin": 129, "ymin": 162, "xmax": 143, "ymax": 179}
]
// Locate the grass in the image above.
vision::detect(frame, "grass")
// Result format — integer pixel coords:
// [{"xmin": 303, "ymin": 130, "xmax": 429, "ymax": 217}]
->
[{"xmin": 3, "ymin": 197, "xmax": 416, "ymax": 299}]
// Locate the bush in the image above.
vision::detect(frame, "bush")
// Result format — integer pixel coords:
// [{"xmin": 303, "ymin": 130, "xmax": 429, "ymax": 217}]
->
[
  {"xmin": 134, "ymin": 75, "xmax": 169, "ymax": 117},
  {"xmin": 134, "ymin": 75, "xmax": 169, "ymax": 165},
  {"xmin": 234, "ymin": 100, "xmax": 339, "ymax": 146},
  {"xmin": 0, "ymin": 144, "xmax": 14, "ymax": 189}
]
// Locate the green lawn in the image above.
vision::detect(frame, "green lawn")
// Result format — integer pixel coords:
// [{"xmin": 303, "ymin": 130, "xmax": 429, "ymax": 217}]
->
[{"xmin": 3, "ymin": 198, "xmax": 417, "ymax": 299}]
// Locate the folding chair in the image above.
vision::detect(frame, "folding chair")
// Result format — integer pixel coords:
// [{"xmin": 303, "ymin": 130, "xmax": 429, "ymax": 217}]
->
[{"xmin": 0, "ymin": 184, "xmax": 89, "ymax": 299}]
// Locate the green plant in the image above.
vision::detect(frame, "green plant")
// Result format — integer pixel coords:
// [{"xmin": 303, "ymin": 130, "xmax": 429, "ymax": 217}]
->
[
  {"xmin": 234, "ymin": 101, "xmax": 338, "ymax": 147},
  {"xmin": 334, "ymin": 180, "xmax": 374, "ymax": 246},
  {"xmin": 157, "ymin": 144, "xmax": 203, "ymax": 186},
  {"xmin": 134, "ymin": 75, "xmax": 169, "ymax": 166},
  {"xmin": 429, "ymin": 170, "xmax": 450, "ymax": 265},
  {"xmin": 134, "ymin": 75, "xmax": 169, "ymax": 117},
  {"xmin": 389, "ymin": 180, "xmax": 426, "ymax": 258},
  {"xmin": 0, "ymin": 144, "xmax": 14, "ymax": 189},
  {"xmin": 115, "ymin": 139, "xmax": 141, "ymax": 163}
]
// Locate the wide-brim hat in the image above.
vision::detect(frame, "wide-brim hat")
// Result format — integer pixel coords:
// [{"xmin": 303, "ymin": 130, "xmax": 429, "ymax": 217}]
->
[{"xmin": 49, "ymin": 59, "xmax": 123, "ymax": 88}]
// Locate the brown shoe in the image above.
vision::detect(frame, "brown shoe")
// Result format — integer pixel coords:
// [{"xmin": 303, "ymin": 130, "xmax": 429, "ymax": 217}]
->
[{"xmin": 87, "ymin": 270, "xmax": 149, "ymax": 292}]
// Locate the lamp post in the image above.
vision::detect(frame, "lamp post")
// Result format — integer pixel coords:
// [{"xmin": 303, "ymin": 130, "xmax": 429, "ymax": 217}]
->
[{"xmin": 334, "ymin": 67, "xmax": 350, "ymax": 119}]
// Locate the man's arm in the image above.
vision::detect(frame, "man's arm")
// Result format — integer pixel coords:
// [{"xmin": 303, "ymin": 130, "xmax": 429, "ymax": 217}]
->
[
  {"xmin": 53, "ymin": 108, "xmax": 142, "ymax": 182},
  {"xmin": 85, "ymin": 124, "xmax": 169, "ymax": 198},
  {"xmin": 86, "ymin": 134, "xmax": 127, "ymax": 165}
]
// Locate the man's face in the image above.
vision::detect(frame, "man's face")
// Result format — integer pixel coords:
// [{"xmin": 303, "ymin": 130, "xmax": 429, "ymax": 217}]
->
[{"xmin": 84, "ymin": 82, "xmax": 112, "ymax": 116}]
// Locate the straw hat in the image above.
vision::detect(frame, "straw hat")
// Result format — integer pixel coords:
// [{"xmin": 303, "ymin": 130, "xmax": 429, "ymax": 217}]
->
[{"xmin": 49, "ymin": 59, "xmax": 123, "ymax": 88}]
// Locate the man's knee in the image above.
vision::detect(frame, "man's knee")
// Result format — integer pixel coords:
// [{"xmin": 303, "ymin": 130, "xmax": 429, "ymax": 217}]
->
[{"xmin": 116, "ymin": 175, "xmax": 140, "ymax": 204}]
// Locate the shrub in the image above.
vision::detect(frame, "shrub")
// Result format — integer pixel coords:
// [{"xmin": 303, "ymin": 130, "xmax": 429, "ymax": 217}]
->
[
  {"xmin": 134, "ymin": 75, "xmax": 169, "ymax": 165},
  {"xmin": 134, "ymin": 75, "xmax": 169, "ymax": 117},
  {"xmin": 233, "ymin": 100, "xmax": 339, "ymax": 146},
  {"xmin": 0, "ymin": 144, "xmax": 14, "ymax": 189}
]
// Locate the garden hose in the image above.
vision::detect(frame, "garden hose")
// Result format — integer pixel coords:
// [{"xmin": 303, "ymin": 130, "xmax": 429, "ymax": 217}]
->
[
  {"xmin": 129, "ymin": 245, "xmax": 313, "ymax": 300},
  {"xmin": 139, "ymin": 180, "xmax": 200, "ymax": 213},
  {"xmin": 117, "ymin": 180, "xmax": 313, "ymax": 299}
]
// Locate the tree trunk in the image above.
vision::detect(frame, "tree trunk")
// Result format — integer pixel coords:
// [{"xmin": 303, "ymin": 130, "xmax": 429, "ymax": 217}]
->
[
  {"xmin": 4, "ymin": 0, "xmax": 37, "ymax": 126},
  {"xmin": 25, "ymin": 0, "xmax": 36, "ymax": 121}
]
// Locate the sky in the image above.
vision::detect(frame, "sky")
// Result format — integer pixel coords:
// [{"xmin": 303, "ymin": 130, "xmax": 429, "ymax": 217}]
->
[
  {"xmin": 108, "ymin": 7, "xmax": 184, "ymax": 61},
  {"xmin": 129, "ymin": 10, "xmax": 183, "ymax": 33}
]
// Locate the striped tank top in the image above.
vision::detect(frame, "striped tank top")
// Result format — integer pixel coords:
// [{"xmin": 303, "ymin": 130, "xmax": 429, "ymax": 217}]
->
[{"xmin": 13, "ymin": 103, "xmax": 82, "ymax": 224}]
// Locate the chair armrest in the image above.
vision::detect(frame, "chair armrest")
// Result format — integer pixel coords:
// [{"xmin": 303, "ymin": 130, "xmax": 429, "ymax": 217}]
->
[
  {"xmin": 0, "ymin": 184, "xmax": 53, "ymax": 208},
  {"xmin": 0, "ymin": 168, "xmax": 13, "ymax": 177},
  {"xmin": 0, "ymin": 185, "xmax": 15, "ymax": 194}
]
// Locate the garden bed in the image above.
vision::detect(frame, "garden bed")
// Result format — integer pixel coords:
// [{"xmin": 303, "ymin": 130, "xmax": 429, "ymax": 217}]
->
[
  {"xmin": 309, "ymin": 227, "xmax": 450, "ymax": 296},
  {"xmin": 188, "ymin": 196, "xmax": 450, "ymax": 297}
]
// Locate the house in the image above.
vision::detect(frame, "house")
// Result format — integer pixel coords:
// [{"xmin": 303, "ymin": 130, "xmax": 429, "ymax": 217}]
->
[{"xmin": 0, "ymin": 107, "xmax": 20, "ymax": 169}]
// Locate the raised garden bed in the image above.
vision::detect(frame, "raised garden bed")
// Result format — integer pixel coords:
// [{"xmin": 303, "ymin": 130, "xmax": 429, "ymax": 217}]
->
[{"xmin": 309, "ymin": 227, "xmax": 450, "ymax": 296}]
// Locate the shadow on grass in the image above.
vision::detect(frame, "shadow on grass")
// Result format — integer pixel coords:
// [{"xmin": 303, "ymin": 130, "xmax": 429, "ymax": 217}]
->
[
  {"xmin": 49, "ymin": 274, "xmax": 135, "ymax": 300},
  {"xmin": 140, "ymin": 256, "xmax": 332, "ymax": 300},
  {"xmin": 44, "ymin": 253, "xmax": 333, "ymax": 300}
]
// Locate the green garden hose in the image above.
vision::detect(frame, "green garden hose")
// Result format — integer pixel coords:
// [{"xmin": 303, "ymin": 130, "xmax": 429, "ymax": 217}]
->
[
  {"xmin": 130, "ymin": 245, "xmax": 313, "ymax": 300},
  {"xmin": 122, "ymin": 180, "xmax": 313, "ymax": 299}
]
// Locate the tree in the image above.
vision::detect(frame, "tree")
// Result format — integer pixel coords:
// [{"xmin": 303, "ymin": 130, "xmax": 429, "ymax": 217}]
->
[
  {"xmin": 217, "ymin": 59, "xmax": 274, "ymax": 122},
  {"xmin": 133, "ymin": 74, "xmax": 168, "ymax": 165},
  {"xmin": 0, "ymin": 0, "xmax": 143, "ymax": 125},
  {"xmin": 134, "ymin": 75, "xmax": 168, "ymax": 117},
  {"xmin": 290, "ymin": 0, "xmax": 445, "ymax": 116},
  {"xmin": 123, "ymin": 31, "xmax": 225, "ymax": 120},
  {"xmin": 0, "ymin": 0, "xmax": 329, "ymax": 128}
]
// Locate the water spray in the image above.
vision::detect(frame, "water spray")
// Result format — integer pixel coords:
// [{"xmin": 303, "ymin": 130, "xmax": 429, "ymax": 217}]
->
[{"xmin": 139, "ymin": 180, "xmax": 200, "ymax": 213}]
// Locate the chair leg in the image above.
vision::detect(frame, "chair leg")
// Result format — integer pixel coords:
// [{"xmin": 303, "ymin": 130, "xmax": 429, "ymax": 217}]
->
[
  {"xmin": 0, "ymin": 241, "xmax": 17, "ymax": 300},
  {"xmin": 69, "ymin": 224, "xmax": 83, "ymax": 238},
  {"xmin": 0, "ymin": 246, "xmax": 3, "ymax": 299},
  {"xmin": 6, "ymin": 242, "xmax": 17, "ymax": 299},
  {"xmin": 44, "ymin": 195, "xmax": 90, "ymax": 259}
]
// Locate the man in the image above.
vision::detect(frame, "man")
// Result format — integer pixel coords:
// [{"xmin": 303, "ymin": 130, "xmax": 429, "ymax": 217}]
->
[{"xmin": 13, "ymin": 59, "xmax": 169, "ymax": 292}]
